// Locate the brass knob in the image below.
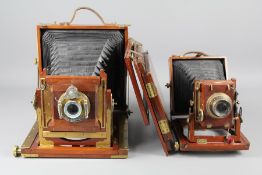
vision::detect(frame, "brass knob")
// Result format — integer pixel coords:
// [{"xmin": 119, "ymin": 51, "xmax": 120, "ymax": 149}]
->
[
  {"xmin": 165, "ymin": 83, "xmax": 171, "ymax": 88},
  {"xmin": 13, "ymin": 145, "xmax": 21, "ymax": 157},
  {"xmin": 127, "ymin": 109, "xmax": 133, "ymax": 115}
]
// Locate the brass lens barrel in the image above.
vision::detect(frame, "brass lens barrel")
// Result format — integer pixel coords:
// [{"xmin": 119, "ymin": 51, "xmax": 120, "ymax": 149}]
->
[{"xmin": 206, "ymin": 93, "xmax": 232, "ymax": 118}]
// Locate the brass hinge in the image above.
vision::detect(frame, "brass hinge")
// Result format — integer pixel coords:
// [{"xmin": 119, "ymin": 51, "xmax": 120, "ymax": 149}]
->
[
  {"xmin": 158, "ymin": 120, "xmax": 170, "ymax": 134},
  {"xmin": 145, "ymin": 83, "xmax": 157, "ymax": 98}
]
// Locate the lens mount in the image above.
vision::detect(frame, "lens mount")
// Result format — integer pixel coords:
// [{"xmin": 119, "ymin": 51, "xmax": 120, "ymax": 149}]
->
[
  {"xmin": 206, "ymin": 93, "xmax": 232, "ymax": 119},
  {"xmin": 57, "ymin": 85, "xmax": 91, "ymax": 122}
]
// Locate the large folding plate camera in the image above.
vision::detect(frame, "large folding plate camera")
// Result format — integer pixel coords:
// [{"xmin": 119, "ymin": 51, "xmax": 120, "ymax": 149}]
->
[
  {"xmin": 13, "ymin": 7, "xmax": 249, "ymax": 158},
  {"xmin": 13, "ymin": 7, "xmax": 132, "ymax": 158}
]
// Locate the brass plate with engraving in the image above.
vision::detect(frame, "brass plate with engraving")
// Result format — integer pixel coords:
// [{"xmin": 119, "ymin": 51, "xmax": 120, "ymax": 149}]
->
[{"xmin": 197, "ymin": 138, "xmax": 207, "ymax": 144}]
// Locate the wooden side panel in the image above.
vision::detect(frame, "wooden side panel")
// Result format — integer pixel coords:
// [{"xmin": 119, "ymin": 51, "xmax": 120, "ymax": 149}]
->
[
  {"xmin": 124, "ymin": 41, "xmax": 149, "ymax": 125},
  {"xmin": 125, "ymin": 39, "xmax": 177, "ymax": 155},
  {"xmin": 134, "ymin": 59, "xmax": 176, "ymax": 155}
]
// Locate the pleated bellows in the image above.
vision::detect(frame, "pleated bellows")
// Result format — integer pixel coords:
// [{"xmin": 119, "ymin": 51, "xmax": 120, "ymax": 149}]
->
[
  {"xmin": 41, "ymin": 30, "xmax": 124, "ymax": 76},
  {"xmin": 172, "ymin": 60, "xmax": 226, "ymax": 114},
  {"xmin": 41, "ymin": 29, "xmax": 126, "ymax": 109}
]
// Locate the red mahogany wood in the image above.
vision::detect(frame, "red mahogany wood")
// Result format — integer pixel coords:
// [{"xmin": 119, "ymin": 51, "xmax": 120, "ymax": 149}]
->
[
  {"xmin": 125, "ymin": 39, "xmax": 176, "ymax": 155},
  {"xmin": 196, "ymin": 80, "xmax": 235, "ymax": 129},
  {"xmin": 21, "ymin": 24, "xmax": 130, "ymax": 158},
  {"xmin": 135, "ymin": 61, "xmax": 175, "ymax": 152},
  {"xmin": 172, "ymin": 119, "xmax": 250, "ymax": 151},
  {"xmin": 169, "ymin": 54, "xmax": 250, "ymax": 152},
  {"xmin": 124, "ymin": 41, "xmax": 149, "ymax": 125},
  {"xmin": 21, "ymin": 134, "xmax": 128, "ymax": 158}
]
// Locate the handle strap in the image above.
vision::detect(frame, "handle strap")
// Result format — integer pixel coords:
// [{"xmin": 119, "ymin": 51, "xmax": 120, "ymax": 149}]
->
[
  {"xmin": 183, "ymin": 51, "xmax": 208, "ymax": 57},
  {"xmin": 61, "ymin": 6, "xmax": 105, "ymax": 25}
]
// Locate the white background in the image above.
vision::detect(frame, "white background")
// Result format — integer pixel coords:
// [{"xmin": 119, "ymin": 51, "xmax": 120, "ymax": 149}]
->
[{"xmin": 0, "ymin": 0, "xmax": 261, "ymax": 174}]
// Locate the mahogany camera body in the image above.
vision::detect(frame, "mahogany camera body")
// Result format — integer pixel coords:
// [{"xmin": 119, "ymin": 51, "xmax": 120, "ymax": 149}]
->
[
  {"xmin": 15, "ymin": 24, "xmax": 130, "ymax": 158},
  {"xmin": 169, "ymin": 53, "xmax": 250, "ymax": 151}
]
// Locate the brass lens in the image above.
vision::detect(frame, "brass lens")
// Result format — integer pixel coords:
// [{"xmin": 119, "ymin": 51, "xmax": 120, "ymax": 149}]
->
[
  {"xmin": 206, "ymin": 93, "xmax": 232, "ymax": 118},
  {"xmin": 58, "ymin": 85, "xmax": 91, "ymax": 122}
]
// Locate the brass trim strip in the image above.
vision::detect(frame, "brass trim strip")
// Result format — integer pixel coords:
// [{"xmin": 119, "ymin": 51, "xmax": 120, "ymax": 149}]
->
[
  {"xmin": 111, "ymin": 154, "xmax": 128, "ymax": 159},
  {"xmin": 98, "ymin": 80, "xmax": 105, "ymax": 128},
  {"xmin": 36, "ymin": 108, "xmax": 54, "ymax": 147},
  {"xmin": 21, "ymin": 122, "xmax": 38, "ymax": 149},
  {"xmin": 119, "ymin": 116, "xmax": 128, "ymax": 149},
  {"xmin": 195, "ymin": 81, "xmax": 204, "ymax": 122},
  {"xmin": 42, "ymin": 131, "xmax": 107, "ymax": 138},
  {"xmin": 22, "ymin": 154, "xmax": 39, "ymax": 158},
  {"xmin": 96, "ymin": 108, "xmax": 112, "ymax": 148}
]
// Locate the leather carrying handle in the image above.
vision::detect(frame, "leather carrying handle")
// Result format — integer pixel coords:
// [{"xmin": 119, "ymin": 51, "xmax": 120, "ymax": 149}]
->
[
  {"xmin": 183, "ymin": 51, "xmax": 208, "ymax": 57},
  {"xmin": 61, "ymin": 6, "xmax": 105, "ymax": 25}
]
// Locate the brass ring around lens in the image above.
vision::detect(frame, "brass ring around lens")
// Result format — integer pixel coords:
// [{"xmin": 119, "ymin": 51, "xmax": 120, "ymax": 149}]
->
[
  {"xmin": 58, "ymin": 85, "xmax": 90, "ymax": 122},
  {"xmin": 206, "ymin": 93, "xmax": 232, "ymax": 119}
]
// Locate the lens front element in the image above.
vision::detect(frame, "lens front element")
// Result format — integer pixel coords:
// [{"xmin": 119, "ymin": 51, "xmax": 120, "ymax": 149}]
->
[
  {"xmin": 64, "ymin": 100, "xmax": 82, "ymax": 120},
  {"xmin": 206, "ymin": 93, "xmax": 232, "ymax": 119}
]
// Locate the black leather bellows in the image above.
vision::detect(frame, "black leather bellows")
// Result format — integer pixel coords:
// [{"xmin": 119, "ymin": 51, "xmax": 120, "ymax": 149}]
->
[
  {"xmin": 41, "ymin": 29, "xmax": 126, "ymax": 109},
  {"xmin": 172, "ymin": 60, "xmax": 226, "ymax": 114}
]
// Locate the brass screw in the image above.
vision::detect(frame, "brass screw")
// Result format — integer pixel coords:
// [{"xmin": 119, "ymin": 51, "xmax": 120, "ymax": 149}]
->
[
  {"xmin": 224, "ymin": 123, "xmax": 230, "ymax": 129},
  {"xmin": 127, "ymin": 109, "xmax": 133, "ymax": 115},
  {"xmin": 174, "ymin": 142, "xmax": 180, "ymax": 151},
  {"xmin": 190, "ymin": 100, "xmax": 194, "ymax": 106},
  {"xmin": 195, "ymin": 81, "xmax": 200, "ymax": 91},
  {"xmin": 209, "ymin": 84, "xmax": 213, "ymax": 91},
  {"xmin": 207, "ymin": 124, "xmax": 212, "ymax": 129},
  {"xmin": 40, "ymin": 83, "xmax": 45, "ymax": 90},
  {"xmin": 197, "ymin": 110, "xmax": 204, "ymax": 121},
  {"xmin": 13, "ymin": 145, "xmax": 21, "ymax": 157},
  {"xmin": 34, "ymin": 58, "xmax": 38, "ymax": 65}
]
